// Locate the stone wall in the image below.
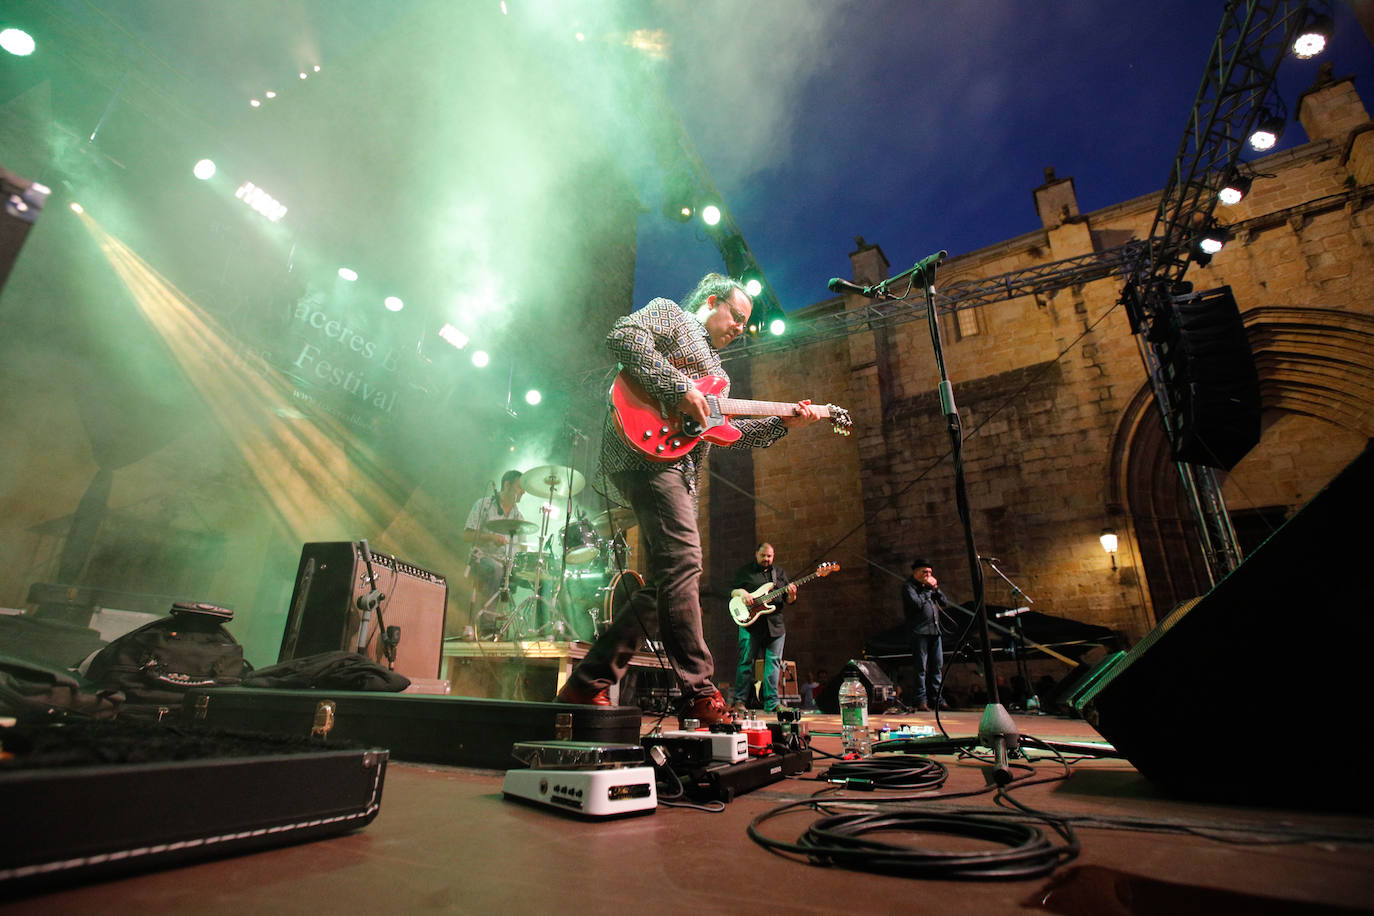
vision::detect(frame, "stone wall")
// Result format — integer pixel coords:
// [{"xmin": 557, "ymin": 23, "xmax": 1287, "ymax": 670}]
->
[{"xmin": 703, "ymin": 72, "xmax": 1374, "ymax": 684}]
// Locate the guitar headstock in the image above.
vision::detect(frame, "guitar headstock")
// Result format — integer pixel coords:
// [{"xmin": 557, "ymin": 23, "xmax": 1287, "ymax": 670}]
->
[
  {"xmin": 816, "ymin": 561, "xmax": 840, "ymax": 577},
  {"xmin": 826, "ymin": 406, "xmax": 852, "ymax": 437}
]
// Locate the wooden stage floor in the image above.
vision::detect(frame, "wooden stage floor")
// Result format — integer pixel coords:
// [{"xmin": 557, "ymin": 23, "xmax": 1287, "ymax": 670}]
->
[{"xmin": 2, "ymin": 707, "xmax": 1372, "ymax": 914}]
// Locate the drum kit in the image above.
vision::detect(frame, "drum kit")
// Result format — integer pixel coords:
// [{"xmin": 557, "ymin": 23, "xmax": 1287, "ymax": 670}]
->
[{"xmin": 473, "ymin": 464, "xmax": 638, "ymax": 642}]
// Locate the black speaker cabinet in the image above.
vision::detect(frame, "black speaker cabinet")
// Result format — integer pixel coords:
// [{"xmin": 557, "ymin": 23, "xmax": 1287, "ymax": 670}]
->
[
  {"xmin": 0, "ymin": 167, "xmax": 47, "ymax": 296},
  {"xmin": 1078, "ymin": 444, "xmax": 1374, "ymax": 810},
  {"xmin": 1157, "ymin": 286, "xmax": 1261, "ymax": 470},
  {"xmin": 278, "ymin": 542, "xmax": 448, "ymax": 681}
]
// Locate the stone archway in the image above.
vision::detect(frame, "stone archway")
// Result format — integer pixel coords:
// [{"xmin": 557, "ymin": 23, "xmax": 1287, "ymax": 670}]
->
[{"xmin": 1109, "ymin": 306, "xmax": 1374, "ymax": 625}]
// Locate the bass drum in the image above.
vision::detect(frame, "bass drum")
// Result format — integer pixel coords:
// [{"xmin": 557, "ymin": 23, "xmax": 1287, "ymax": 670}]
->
[{"xmin": 598, "ymin": 569, "xmax": 644, "ymax": 636}]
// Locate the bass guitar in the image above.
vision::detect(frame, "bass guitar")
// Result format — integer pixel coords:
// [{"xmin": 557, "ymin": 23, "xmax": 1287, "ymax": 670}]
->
[
  {"xmin": 729, "ymin": 562, "xmax": 840, "ymax": 627},
  {"xmin": 610, "ymin": 371, "xmax": 852, "ymax": 462}
]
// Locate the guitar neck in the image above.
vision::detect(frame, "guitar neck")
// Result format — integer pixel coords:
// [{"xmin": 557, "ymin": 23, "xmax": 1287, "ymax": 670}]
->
[
  {"xmin": 716, "ymin": 397, "xmax": 835, "ymax": 419},
  {"xmin": 761, "ymin": 568, "xmax": 822, "ymax": 601}
]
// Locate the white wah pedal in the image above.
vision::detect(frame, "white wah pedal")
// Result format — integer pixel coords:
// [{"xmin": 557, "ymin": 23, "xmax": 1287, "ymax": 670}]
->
[{"xmin": 502, "ymin": 741, "xmax": 657, "ymax": 818}]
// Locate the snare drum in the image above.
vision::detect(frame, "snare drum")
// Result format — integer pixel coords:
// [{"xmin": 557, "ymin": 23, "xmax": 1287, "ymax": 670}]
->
[
  {"xmin": 511, "ymin": 551, "xmax": 543, "ymax": 584},
  {"xmin": 561, "ymin": 517, "xmax": 601, "ymax": 566}
]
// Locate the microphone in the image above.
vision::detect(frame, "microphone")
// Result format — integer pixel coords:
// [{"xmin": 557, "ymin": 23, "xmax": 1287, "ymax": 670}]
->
[
  {"xmin": 978, "ymin": 555, "xmax": 1002, "ymax": 565},
  {"xmin": 915, "ymin": 250, "xmax": 948, "ymax": 276},
  {"xmin": 827, "ymin": 277, "xmax": 872, "ymax": 297}
]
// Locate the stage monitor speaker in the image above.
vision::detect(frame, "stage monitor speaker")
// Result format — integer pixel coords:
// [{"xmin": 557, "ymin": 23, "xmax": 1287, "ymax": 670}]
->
[
  {"xmin": 817, "ymin": 659, "xmax": 898, "ymax": 713},
  {"xmin": 1156, "ymin": 286, "xmax": 1260, "ymax": 470},
  {"xmin": 278, "ymin": 542, "xmax": 448, "ymax": 681},
  {"xmin": 1078, "ymin": 444, "xmax": 1374, "ymax": 810}
]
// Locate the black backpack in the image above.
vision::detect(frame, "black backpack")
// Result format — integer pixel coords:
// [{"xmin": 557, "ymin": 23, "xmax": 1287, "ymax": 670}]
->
[{"xmin": 84, "ymin": 602, "xmax": 250, "ymax": 716}]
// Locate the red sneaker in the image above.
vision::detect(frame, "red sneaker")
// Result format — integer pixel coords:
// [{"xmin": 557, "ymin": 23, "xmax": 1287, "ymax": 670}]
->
[{"xmin": 556, "ymin": 682, "xmax": 611, "ymax": 706}]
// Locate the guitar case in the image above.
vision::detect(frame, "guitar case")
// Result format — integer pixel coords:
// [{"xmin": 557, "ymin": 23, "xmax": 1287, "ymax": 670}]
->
[{"xmin": 182, "ymin": 687, "xmax": 642, "ymax": 770}]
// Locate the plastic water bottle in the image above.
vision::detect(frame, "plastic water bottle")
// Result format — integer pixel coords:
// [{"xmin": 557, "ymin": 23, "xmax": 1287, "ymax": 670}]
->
[{"xmin": 838, "ymin": 662, "xmax": 871, "ymax": 757}]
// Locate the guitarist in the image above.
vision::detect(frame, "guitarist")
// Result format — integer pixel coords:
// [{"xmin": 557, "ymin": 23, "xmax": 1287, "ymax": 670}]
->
[
  {"xmin": 555, "ymin": 273, "xmax": 820, "ymax": 727},
  {"xmin": 731, "ymin": 542, "xmax": 796, "ymax": 713}
]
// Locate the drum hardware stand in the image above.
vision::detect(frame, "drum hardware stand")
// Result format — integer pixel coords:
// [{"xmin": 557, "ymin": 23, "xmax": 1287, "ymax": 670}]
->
[{"xmin": 474, "ymin": 524, "xmax": 529, "ymax": 641}]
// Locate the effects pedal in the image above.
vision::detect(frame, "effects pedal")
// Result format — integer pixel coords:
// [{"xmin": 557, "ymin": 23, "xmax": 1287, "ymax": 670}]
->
[
  {"xmin": 502, "ymin": 740, "xmax": 657, "ymax": 818},
  {"xmin": 502, "ymin": 766, "xmax": 657, "ymax": 818},
  {"xmin": 660, "ymin": 729, "xmax": 748, "ymax": 763}
]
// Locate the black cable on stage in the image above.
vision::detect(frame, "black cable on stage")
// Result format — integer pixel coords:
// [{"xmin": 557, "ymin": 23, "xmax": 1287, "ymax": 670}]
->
[
  {"xmin": 822, "ymin": 754, "xmax": 948, "ymax": 792},
  {"xmin": 748, "ymin": 794, "xmax": 1079, "ymax": 881}
]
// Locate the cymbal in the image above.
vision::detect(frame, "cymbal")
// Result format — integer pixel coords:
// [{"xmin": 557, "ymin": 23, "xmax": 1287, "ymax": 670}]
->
[
  {"xmin": 522, "ymin": 464, "xmax": 585, "ymax": 500},
  {"xmin": 483, "ymin": 518, "xmax": 538, "ymax": 536},
  {"xmin": 590, "ymin": 507, "xmax": 636, "ymax": 536}
]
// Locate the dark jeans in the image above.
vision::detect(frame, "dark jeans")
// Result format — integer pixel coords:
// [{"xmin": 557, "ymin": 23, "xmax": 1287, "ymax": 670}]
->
[
  {"xmin": 910, "ymin": 633, "xmax": 943, "ymax": 706},
  {"xmin": 566, "ymin": 469, "xmax": 716, "ymax": 701},
  {"xmin": 735, "ymin": 628, "xmax": 785, "ymax": 710}
]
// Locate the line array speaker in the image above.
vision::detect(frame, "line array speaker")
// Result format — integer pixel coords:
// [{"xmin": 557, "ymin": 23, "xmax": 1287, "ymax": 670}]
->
[{"xmin": 1156, "ymin": 285, "xmax": 1261, "ymax": 470}]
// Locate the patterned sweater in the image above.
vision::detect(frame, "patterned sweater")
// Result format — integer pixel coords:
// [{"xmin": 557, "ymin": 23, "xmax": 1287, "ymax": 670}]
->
[{"xmin": 596, "ymin": 298, "xmax": 788, "ymax": 500}]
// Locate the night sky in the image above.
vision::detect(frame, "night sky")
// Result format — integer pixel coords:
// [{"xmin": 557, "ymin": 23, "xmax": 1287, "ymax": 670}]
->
[{"xmin": 631, "ymin": 0, "xmax": 1374, "ymax": 313}]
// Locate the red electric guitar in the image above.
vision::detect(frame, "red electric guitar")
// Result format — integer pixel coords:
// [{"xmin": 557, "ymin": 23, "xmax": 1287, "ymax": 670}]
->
[{"xmin": 610, "ymin": 372, "xmax": 852, "ymax": 462}]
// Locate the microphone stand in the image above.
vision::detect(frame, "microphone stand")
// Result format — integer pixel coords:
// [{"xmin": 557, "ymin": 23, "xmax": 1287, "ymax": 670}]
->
[
  {"xmin": 865, "ymin": 251, "xmax": 1019, "ymax": 784},
  {"xmin": 983, "ymin": 557, "xmax": 1041, "ymax": 714}
]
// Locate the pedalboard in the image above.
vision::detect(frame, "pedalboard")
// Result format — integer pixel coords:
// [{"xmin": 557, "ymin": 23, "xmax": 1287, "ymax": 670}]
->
[{"xmin": 686, "ymin": 747, "xmax": 813, "ymax": 802}]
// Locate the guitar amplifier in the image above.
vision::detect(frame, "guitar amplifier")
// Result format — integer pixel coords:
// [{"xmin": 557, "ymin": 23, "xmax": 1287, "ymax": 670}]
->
[
  {"xmin": 278, "ymin": 542, "xmax": 447, "ymax": 681},
  {"xmin": 753, "ymin": 659, "xmax": 800, "ymax": 702}
]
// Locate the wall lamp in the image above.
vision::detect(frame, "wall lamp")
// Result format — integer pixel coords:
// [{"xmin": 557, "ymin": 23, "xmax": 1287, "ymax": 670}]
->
[{"xmin": 1100, "ymin": 528, "xmax": 1119, "ymax": 571}]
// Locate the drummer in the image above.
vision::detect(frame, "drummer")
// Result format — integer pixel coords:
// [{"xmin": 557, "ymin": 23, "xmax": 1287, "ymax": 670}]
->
[{"xmin": 462, "ymin": 470, "xmax": 527, "ymax": 624}]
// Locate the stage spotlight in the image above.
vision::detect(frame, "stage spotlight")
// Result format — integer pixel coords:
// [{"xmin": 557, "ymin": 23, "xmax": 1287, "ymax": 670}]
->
[
  {"xmin": 1218, "ymin": 173, "xmax": 1252, "ymax": 205},
  {"xmin": 438, "ymin": 324, "xmax": 468, "ymax": 350},
  {"xmin": 313, "ymin": 65, "xmax": 321, "ymax": 72},
  {"xmin": 1, "ymin": 28, "xmax": 35, "ymax": 56},
  {"xmin": 192, "ymin": 159, "xmax": 216, "ymax": 180},
  {"xmin": 338, "ymin": 267, "xmax": 358, "ymax": 281},
  {"xmin": 525, "ymin": 389, "xmax": 542, "ymax": 406},
  {"xmin": 250, "ymin": 98, "xmax": 261, "ymax": 108},
  {"xmin": 1249, "ymin": 111, "xmax": 1284, "ymax": 151},
  {"xmin": 664, "ymin": 201, "xmax": 694, "ymax": 222},
  {"xmin": 769, "ymin": 314, "xmax": 786, "ymax": 336},
  {"xmin": 744, "ymin": 277, "xmax": 763, "ymax": 297},
  {"xmin": 70, "ymin": 202, "xmax": 84, "ymax": 214},
  {"xmin": 701, "ymin": 204, "xmax": 722, "ymax": 227},
  {"xmin": 234, "ymin": 181, "xmax": 288, "ymax": 222},
  {"xmin": 384, "ymin": 296, "xmax": 403, "ymax": 312},
  {"xmin": 472, "ymin": 350, "xmax": 490, "ymax": 368},
  {"xmin": 265, "ymin": 90, "xmax": 277, "ymax": 99},
  {"xmin": 299, "ymin": 71, "xmax": 308, "ymax": 80},
  {"xmin": 1292, "ymin": 14, "xmax": 1332, "ymax": 59},
  {"xmin": 1198, "ymin": 225, "xmax": 1230, "ymax": 255}
]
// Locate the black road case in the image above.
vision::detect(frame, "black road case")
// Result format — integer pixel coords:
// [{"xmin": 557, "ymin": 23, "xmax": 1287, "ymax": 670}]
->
[
  {"xmin": 0, "ymin": 719, "xmax": 386, "ymax": 896},
  {"xmin": 184, "ymin": 687, "xmax": 643, "ymax": 769}
]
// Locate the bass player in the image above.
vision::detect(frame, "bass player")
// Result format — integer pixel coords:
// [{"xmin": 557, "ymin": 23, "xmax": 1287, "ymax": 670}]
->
[{"xmin": 730, "ymin": 542, "xmax": 795, "ymax": 712}]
